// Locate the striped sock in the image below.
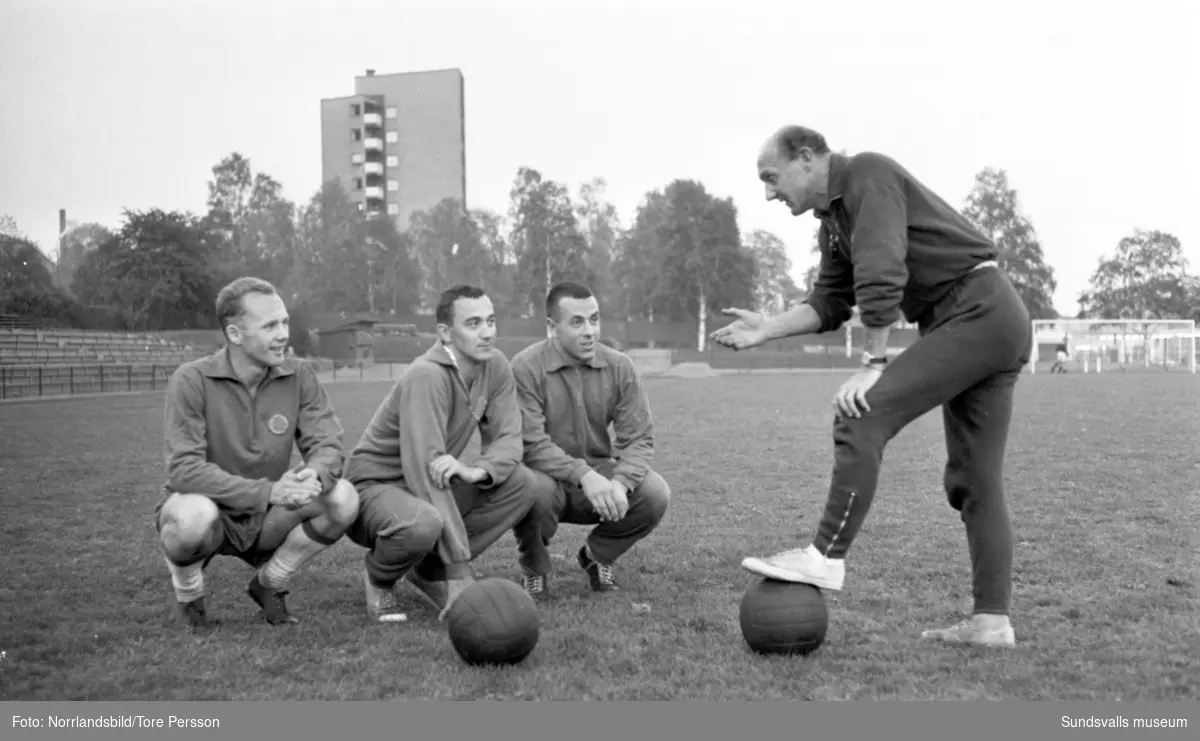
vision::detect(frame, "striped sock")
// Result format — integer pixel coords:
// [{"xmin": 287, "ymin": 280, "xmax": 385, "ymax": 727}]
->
[
  {"xmin": 164, "ymin": 554, "xmax": 204, "ymax": 603},
  {"xmin": 259, "ymin": 522, "xmax": 338, "ymax": 591}
]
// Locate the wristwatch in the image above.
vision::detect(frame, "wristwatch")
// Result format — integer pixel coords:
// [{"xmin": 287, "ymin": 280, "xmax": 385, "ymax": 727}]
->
[{"xmin": 861, "ymin": 351, "xmax": 888, "ymax": 368}]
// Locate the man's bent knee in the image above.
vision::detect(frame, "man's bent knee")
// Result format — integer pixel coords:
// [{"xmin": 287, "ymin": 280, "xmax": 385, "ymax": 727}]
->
[
  {"xmin": 321, "ymin": 479, "xmax": 360, "ymax": 530},
  {"xmin": 374, "ymin": 498, "xmax": 443, "ymax": 560},
  {"xmin": 159, "ymin": 494, "xmax": 221, "ymax": 563},
  {"xmin": 522, "ymin": 467, "xmax": 561, "ymax": 512},
  {"xmin": 633, "ymin": 471, "xmax": 671, "ymax": 526}
]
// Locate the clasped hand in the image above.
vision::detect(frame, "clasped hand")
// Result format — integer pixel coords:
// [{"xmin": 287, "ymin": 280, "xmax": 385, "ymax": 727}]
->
[
  {"xmin": 580, "ymin": 471, "xmax": 629, "ymax": 522},
  {"xmin": 429, "ymin": 454, "xmax": 487, "ymax": 489},
  {"xmin": 270, "ymin": 466, "xmax": 322, "ymax": 509}
]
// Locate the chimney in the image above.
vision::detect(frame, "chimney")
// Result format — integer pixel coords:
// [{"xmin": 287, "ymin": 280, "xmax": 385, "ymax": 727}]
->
[{"xmin": 365, "ymin": 69, "xmax": 375, "ymax": 76}]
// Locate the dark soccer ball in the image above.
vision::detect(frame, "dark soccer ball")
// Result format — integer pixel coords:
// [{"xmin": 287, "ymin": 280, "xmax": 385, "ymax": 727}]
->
[
  {"xmin": 738, "ymin": 578, "xmax": 828, "ymax": 656},
  {"xmin": 445, "ymin": 578, "xmax": 541, "ymax": 666}
]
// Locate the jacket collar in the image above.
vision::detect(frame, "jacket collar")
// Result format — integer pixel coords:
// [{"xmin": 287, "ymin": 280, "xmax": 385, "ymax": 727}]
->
[
  {"xmin": 200, "ymin": 346, "xmax": 297, "ymax": 382},
  {"xmin": 541, "ymin": 337, "xmax": 610, "ymax": 372}
]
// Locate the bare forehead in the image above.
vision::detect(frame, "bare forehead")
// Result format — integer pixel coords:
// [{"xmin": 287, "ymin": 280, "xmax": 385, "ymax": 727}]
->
[
  {"xmin": 241, "ymin": 291, "xmax": 287, "ymax": 324},
  {"xmin": 558, "ymin": 296, "xmax": 600, "ymax": 317},
  {"xmin": 757, "ymin": 137, "xmax": 784, "ymax": 171},
  {"xmin": 453, "ymin": 295, "xmax": 494, "ymax": 322}
]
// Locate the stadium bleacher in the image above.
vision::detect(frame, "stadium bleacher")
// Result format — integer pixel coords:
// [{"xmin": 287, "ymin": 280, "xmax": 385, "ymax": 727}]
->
[{"xmin": 0, "ymin": 327, "xmax": 206, "ymax": 400}]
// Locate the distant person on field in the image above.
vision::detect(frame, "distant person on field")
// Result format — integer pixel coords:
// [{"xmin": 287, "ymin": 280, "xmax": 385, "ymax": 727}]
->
[
  {"xmin": 712, "ymin": 126, "xmax": 1032, "ymax": 646},
  {"xmin": 1050, "ymin": 335, "xmax": 1069, "ymax": 373},
  {"xmin": 344, "ymin": 285, "xmax": 542, "ymax": 623},
  {"xmin": 510, "ymin": 282, "xmax": 670, "ymax": 600},
  {"xmin": 155, "ymin": 277, "xmax": 359, "ymax": 632}
]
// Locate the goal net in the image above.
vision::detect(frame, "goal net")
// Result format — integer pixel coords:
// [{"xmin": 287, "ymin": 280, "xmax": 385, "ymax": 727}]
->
[{"xmin": 1030, "ymin": 319, "xmax": 1198, "ymax": 374}]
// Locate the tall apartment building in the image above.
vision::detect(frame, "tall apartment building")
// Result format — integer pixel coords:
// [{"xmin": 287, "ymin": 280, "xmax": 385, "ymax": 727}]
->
[{"xmin": 319, "ymin": 68, "xmax": 466, "ymax": 232}]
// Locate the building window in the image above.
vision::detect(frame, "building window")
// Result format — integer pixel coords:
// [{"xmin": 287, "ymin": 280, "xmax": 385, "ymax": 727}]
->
[
  {"xmin": 387, "ymin": 179, "xmax": 399, "ymax": 192},
  {"xmin": 387, "ymin": 203, "xmax": 400, "ymax": 216},
  {"xmin": 351, "ymin": 152, "xmax": 364, "ymax": 165},
  {"xmin": 386, "ymin": 155, "xmax": 399, "ymax": 167},
  {"xmin": 386, "ymin": 106, "xmax": 397, "ymax": 119},
  {"xmin": 354, "ymin": 178, "xmax": 364, "ymax": 190},
  {"xmin": 350, "ymin": 103, "xmax": 361, "ymax": 116},
  {"xmin": 351, "ymin": 128, "xmax": 362, "ymax": 141},
  {"xmin": 386, "ymin": 131, "xmax": 398, "ymax": 144}
]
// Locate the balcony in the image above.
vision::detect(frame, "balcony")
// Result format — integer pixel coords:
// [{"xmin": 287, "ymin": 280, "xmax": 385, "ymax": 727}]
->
[
  {"xmin": 362, "ymin": 112, "xmax": 383, "ymax": 127},
  {"xmin": 364, "ymin": 137, "xmax": 383, "ymax": 151},
  {"xmin": 363, "ymin": 161, "xmax": 384, "ymax": 176},
  {"xmin": 364, "ymin": 186, "xmax": 385, "ymax": 200}
]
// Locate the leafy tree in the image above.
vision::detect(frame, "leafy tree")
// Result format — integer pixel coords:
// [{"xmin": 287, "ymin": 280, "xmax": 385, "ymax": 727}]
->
[
  {"xmin": 56, "ymin": 222, "xmax": 115, "ymax": 300},
  {"xmin": 471, "ymin": 207, "xmax": 517, "ymax": 311},
  {"xmin": 745, "ymin": 229, "xmax": 803, "ymax": 313},
  {"xmin": 204, "ymin": 153, "xmax": 297, "ymax": 287},
  {"xmin": 962, "ymin": 168, "xmax": 1058, "ymax": 319},
  {"xmin": 73, "ymin": 209, "xmax": 219, "ymax": 330},
  {"xmin": 575, "ymin": 178, "xmax": 621, "ymax": 312},
  {"xmin": 0, "ymin": 234, "xmax": 81, "ymax": 325},
  {"xmin": 628, "ymin": 179, "xmax": 757, "ymax": 350},
  {"xmin": 1077, "ymin": 229, "xmax": 1193, "ymax": 320},
  {"xmin": 408, "ymin": 198, "xmax": 493, "ymax": 311},
  {"xmin": 507, "ymin": 167, "xmax": 592, "ymax": 317}
]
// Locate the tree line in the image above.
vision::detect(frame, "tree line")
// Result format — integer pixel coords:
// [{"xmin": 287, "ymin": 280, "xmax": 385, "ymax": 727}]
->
[{"xmin": 2, "ymin": 153, "xmax": 1196, "ymax": 349}]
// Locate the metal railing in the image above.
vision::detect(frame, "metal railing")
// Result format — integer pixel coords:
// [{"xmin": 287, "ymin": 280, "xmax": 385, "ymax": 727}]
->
[{"xmin": 0, "ymin": 363, "xmax": 177, "ymax": 400}]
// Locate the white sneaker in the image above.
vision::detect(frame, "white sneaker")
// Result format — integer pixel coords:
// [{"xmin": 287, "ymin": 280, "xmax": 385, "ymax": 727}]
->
[
  {"xmin": 741, "ymin": 545, "xmax": 845, "ymax": 590},
  {"xmin": 363, "ymin": 570, "xmax": 408, "ymax": 623},
  {"xmin": 921, "ymin": 616, "xmax": 1015, "ymax": 646}
]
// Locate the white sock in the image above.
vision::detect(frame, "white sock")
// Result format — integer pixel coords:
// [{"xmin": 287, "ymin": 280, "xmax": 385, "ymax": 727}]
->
[
  {"xmin": 974, "ymin": 614, "xmax": 1011, "ymax": 630},
  {"xmin": 164, "ymin": 554, "xmax": 204, "ymax": 603},
  {"xmin": 259, "ymin": 525, "xmax": 330, "ymax": 591}
]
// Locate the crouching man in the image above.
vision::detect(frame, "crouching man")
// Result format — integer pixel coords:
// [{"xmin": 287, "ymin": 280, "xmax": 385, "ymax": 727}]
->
[
  {"xmin": 156, "ymin": 277, "xmax": 359, "ymax": 632},
  {"xmin": 344, "ymin": 285, "xmax": 542, "ymax": 622},
  {"xmin": 511, "ymin": 282, "xmax": 671, "ymax": 600}
]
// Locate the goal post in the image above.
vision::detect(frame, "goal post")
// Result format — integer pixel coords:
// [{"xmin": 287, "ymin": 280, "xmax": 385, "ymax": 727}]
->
[{"xmin": 1030, "ymin": 318, "xmax": 1197, "ymax": 374}]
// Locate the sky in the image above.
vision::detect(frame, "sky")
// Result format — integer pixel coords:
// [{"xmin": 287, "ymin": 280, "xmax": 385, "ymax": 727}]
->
[{"xmin": 1, "ymin": 0, "xmax": 1196, "ymax": 317}]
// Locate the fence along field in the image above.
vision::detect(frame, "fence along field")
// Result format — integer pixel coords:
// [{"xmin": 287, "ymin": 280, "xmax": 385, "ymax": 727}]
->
[
  {"xmin": 4, "ymin": 319, "xmax": 1197, "ymax": 401},
  {"xmin": 0, "ymin": 369, "xmax": 1195, "ymax": 701}
]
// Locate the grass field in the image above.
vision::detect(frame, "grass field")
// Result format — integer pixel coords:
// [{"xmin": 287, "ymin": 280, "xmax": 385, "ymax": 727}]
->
[{"xmin": 1, "ymin": 371, "xmax": 1197, "ymax": 701}]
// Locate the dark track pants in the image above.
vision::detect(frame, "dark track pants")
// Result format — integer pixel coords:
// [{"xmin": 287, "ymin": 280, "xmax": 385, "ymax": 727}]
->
[{"xmin": 812, "ymin": 266, "xmax": 1032, "ymax": 615}]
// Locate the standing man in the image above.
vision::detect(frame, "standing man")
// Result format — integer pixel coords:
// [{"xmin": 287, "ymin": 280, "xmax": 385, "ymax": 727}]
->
[
  {"xmin": 1050, "ymin": 335, "xmax": 1070, "ymax": 373},
  {"xmin": 511, "ymin": 282, "xmax": 671, "ymax": 600},
  {"xmin": 344, "ymin": 285, "xmax": 541, "ymax": 623},
  {"xmin": 156, "ymin": 277, "xmax": 360, "ymax": 632},
  {"xmin": 712, "ymin": 126, "xmax": 1032, "ymax": 646}
]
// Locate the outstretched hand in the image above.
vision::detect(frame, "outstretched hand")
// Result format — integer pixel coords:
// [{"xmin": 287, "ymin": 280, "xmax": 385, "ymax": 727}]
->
[{"xmin": 709, "ymin": 308, "xmax": 770, "ymax": 351}]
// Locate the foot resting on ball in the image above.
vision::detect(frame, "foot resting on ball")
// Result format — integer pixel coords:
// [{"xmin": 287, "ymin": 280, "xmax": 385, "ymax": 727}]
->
[
  {"xmin": 362, "ymin": 570, "xmax": 408, "ymax": 623},
  {"xmin": 741, "ymin": 544, "xmax": 845, "ymax": 590},
  {"xmin": 921, "ymin": 614, "xmax": 1015, "ymax": 646}
]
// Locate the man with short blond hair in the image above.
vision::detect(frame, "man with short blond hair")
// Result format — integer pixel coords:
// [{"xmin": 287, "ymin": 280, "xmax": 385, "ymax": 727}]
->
[{"xmin": 155, "ymin": 276, "xmax": 359, "ymax": 631}]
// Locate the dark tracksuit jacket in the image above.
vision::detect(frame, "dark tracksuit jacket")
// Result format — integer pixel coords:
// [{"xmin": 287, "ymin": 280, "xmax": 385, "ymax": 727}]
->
[
  {"xmin": 345, "ymin": 343, "xmax": 524, "ymax": 580},
  {"xmin": 803, "ymin": 151, "xmax": 999, "ymax": 332}
]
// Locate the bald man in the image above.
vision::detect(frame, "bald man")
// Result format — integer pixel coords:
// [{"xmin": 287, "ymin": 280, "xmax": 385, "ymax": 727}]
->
[{"xmin": 713, "ymin": 125, "xmax": 1032, "ymax": 647}]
